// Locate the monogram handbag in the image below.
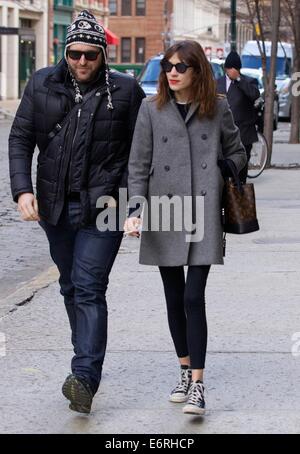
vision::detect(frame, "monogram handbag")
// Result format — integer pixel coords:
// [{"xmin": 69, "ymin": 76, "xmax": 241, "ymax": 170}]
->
[{"xmin": 221, "ymin": 160, "xmax": 260, "ymax": 234}]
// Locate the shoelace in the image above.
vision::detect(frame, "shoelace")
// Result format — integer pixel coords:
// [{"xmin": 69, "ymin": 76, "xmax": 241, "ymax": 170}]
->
[
  {"xmin": 188, "ymin": 382, "xmax": 205, "ymax": 405},
  {"xmin": 172, "ymin": 369, "xmax": 192, "ymax": 394}
]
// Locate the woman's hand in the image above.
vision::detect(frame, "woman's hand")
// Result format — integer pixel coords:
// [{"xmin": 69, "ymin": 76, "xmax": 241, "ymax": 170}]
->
[{"xmin": 123, "ymin": 217, "xmax": 141, "ymax": 237}]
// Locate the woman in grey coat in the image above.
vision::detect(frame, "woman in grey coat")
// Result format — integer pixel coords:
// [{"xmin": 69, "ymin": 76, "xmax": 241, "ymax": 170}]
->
[{"xmin": 124, "ymin": 41, "xmax": 247, "ymax": 416}]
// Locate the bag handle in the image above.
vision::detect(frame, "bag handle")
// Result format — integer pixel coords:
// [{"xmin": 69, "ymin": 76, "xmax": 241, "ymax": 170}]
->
[{"xmin": 225, "ymin": 159, "xmax": 244, "ymax": 194}]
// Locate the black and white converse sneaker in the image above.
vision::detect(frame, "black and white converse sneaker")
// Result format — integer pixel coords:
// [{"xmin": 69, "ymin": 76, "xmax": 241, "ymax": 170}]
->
[
  {"xmin": 169, "ymin": 367, "xmax": 192, "ymax": 403},
  {"xmin": 183, "ymin": 380, "xmax": 205, "ymax": 415}
]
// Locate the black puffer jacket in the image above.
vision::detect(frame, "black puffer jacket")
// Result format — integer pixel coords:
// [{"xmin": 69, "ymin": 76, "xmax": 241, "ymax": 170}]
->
[{"xmin": 9, "ymin": 59, "xmax": 145, "ymax": 225}]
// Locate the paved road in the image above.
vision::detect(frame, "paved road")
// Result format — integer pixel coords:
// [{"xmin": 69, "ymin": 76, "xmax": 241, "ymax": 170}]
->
[{"xmin": 0, "ymin": 120, "xmax": 51, "ymax": 299}]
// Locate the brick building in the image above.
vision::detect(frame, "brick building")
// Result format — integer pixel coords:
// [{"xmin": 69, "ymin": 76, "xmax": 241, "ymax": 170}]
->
[{"xmin": 107, "ymin": 0, "xmax": 173, "ymax": 64}]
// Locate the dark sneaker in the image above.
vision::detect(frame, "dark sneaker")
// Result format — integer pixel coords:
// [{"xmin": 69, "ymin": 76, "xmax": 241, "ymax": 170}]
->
[
  {"xmin": 183, "ymin": 380, "xmax": 205, "ymax": 415},
  {"xmin": 169, "ymin": 367, "xmax": 192, "ymax": 403},
  {"xmin": 62, "ymin": 374, "xmax": 94, "ymax": 414}
]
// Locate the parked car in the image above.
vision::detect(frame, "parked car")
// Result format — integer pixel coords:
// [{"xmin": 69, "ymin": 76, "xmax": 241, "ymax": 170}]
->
[
  {"xmin": 277, "ymin": 76, "xmax": 292, "ymax": 119},
  {"xmin": 137, "ymin": 53, "xmax": 224, "ymax": 97},
  {"xmin": 240, "ymin": 67, "xmax": 279, "ymax": 131}
]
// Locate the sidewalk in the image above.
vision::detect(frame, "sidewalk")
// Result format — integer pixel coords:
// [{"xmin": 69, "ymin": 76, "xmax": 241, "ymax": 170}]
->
[
  {"xmin": 0, "ymin": 99, "xmax": 20, "ymax": 119},
  {"xmin": 0, "ymin": 168, "xmax": 299, "ymax": 434}
]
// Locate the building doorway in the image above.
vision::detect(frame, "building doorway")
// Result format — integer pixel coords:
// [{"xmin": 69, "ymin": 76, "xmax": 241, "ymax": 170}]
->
[{"xmin": 19, "ymin": 36, "xmax": 36, "ymax": 97}]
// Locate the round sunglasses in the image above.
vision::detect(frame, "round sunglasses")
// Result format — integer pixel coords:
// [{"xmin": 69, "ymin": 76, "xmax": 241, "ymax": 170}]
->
[
  {"xmin": 67, "ymin": 50, "xmax": 101, "ymax": 61},
  {"xmin": 160, "ymin": 60, "xmax": 192, "ymax": 74}
]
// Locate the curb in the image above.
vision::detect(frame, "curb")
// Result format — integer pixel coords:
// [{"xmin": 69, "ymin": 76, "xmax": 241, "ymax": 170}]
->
[
  {"xmin": 0, "ymin": 266, "xmax": 59, "ymax": 320},
  {"xmin": 270, "ymin": 163, "xmax": 300, "ymax": 169}
]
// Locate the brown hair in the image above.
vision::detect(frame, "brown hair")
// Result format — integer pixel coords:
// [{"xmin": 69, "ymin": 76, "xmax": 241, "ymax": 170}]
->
[{"xmin": 154, "ymin": 40, "xmax": 218, "ymax": 119}]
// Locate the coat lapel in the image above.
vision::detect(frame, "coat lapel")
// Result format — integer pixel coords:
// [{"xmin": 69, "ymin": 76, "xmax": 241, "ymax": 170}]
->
[
  {"xmin": 169, "ymin": 99, "xmax": 187, "ymax": 125},
  {"xmin": 169, "ymin": 99, "xmax": 199, "ymax": 125},
  {"xmin": 185, "ymin": 102, "xmax": 199, "ymax": 124}
]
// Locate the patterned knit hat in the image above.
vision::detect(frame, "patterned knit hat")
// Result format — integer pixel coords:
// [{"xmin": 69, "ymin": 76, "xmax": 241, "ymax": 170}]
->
[
  {"xmin": 64, "ymin": 10, "xmax": 113, "ymax": 110},
  {"xmin": 65, "ymin": 9, "xmax": 107, "ymax": 50}
]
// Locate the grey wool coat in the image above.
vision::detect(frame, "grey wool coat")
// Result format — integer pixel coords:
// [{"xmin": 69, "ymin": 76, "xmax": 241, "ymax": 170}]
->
[{"xmin": 127, "ymin": 96, "xmax": 247, "ymax": 266}]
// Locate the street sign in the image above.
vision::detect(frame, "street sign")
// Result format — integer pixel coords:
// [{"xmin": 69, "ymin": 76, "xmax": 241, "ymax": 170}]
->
[{"xmin": 0, "ymin": 26, "xmax": 19, "ymax": 35}]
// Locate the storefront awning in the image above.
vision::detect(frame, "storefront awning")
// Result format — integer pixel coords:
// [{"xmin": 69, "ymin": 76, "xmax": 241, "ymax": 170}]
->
[{"xmin": 104, "ymin": 28, "xmax": 119, "ymax": 46}]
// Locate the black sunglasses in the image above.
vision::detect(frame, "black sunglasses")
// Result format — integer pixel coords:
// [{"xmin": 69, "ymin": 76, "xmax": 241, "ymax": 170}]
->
[
  {"xmin": 160, "ymin": 60, "xmax": 192, "ymax": 74},
  {"xmin": 67, "ymin": 50, "xmax": 101, "ymax": 61}
]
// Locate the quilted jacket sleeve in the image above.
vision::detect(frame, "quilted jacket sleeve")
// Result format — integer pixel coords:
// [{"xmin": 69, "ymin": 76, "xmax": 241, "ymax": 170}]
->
[{"xmin": 8, "ymin": 75, "xmax": 37, "ymax": 202}]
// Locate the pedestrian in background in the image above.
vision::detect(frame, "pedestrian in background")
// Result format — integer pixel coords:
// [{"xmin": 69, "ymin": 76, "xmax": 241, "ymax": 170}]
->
[
  {"xmin": 9, "ymin": 10, "xmax": 144, "ymax": 414},
  {"xmin": 124, "ymin": 40, "xmax": 246, "ymax": 416},
  {"xmin": 217, "ymin": 50, "xmax": 260, "ymax": 183}
]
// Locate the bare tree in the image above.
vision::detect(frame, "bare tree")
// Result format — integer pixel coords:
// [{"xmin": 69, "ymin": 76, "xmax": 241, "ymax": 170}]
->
[
  {"xmin": 282, "ymin": 0, "xmax": 300, "ymax": 143},
  {"xmin": 265, "ymin": 0, "xmax": 280, "ymax": 165},
  {"xmin": 245, "ymin": 0, "xmax": 280, "ymax": 165}
]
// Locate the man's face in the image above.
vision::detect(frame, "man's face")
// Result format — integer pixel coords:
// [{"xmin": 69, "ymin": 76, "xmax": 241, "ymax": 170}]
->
[
  {"xmin": 225, "ymin": 67, "xmax": 240, "ymax": 80},
  {"xmin": 66, "ymin": 44, "xmax": 103, "ymax": 83}
]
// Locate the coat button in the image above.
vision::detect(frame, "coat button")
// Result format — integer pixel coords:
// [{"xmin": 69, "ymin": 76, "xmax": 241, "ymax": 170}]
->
[
  {"xmin": 162, "ymin": 136, "xmax": 168, "ymax": 143},
  {"xmin": 200, "ymin": 190, "xmax": 207, "ymax": 196},
  {"xmin": 201, "ymin": 134, "xmax": 208, "ymax": 140},
  {"xmin": 164, "ymin": 165, "xmax": 170, "ymax": 171},
  {"xmin": 201, "ymin": 162, "xmax": 207, "ymax": 169}
]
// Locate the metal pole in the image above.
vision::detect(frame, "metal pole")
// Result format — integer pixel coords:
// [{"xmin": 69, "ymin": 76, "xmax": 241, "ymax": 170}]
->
[{"xmin": 231, "ymin": 0, "xmax": 237, "ymax": 51}]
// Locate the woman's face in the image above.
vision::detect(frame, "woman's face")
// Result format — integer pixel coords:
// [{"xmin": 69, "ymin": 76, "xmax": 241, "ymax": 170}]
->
[{"xmin": 165, "ymin": 52, "xmax": 194, "ymax": 94}]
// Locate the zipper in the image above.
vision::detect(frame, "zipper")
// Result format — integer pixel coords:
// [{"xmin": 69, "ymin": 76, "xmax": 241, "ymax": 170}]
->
[
  {"xmin": 72, "ymin": 108, "xmax": 82, "ymax": 150},
  {"xmin": 68, "ymin": 108, "xmax": 82, "ymax": 194}
]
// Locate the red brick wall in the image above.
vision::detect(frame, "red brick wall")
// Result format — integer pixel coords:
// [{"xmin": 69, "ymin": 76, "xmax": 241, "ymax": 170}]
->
[{"xmin": 108, "ymin": 0, "xmax": 172, "ymax": 63}]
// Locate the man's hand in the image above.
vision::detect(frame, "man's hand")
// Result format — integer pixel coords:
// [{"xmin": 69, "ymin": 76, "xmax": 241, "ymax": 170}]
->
[
  {"xmin": 226, "ymin": 68, "xmax": 240, "ymax": 80},
  {"xmin": 18, "ymin": 193, "xmax": 40, "ymax": 221},
  {"xmin": 123, "ymin": 217, "xmax": 141, "ymax": 237}
]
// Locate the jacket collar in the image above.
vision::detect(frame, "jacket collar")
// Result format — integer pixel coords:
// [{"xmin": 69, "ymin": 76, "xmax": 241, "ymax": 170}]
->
[{"xmin": 170, "ymin": 98, "xmax": 199, "ymax": 125}]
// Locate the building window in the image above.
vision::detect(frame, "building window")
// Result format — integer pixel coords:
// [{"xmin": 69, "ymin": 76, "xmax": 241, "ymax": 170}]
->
[
  {"xmin": 224, "ymin": 23, "xmax": 228, "ymax": 42},
  {"xmin": 20, "ymin": 19, "xmax": 33, "ymax": 28},
  {"xmin": 121, "ymin": 0, "xmax": 132, "ymax": 16},
  {"xmin": 136, "ymin": 0, "xmax": 146, "ymax": 16},
  {"xmin": 121, "ymin": 38, "xmax": 131, "ymax": 62},
  {"xmin": 54, "ymin": 23, "xmax": 68, "ymax": 64},
  {"xmin": 135, "ymin": 37, "xmax": 145, "ymax": 63},
  {"xmin": 108, "ymin": 44, "xmax": 117, "ymax": 63},
  {"xmin": 54, "ymin": 0, "xmax": 73, "ymax": 7},
  {"xmin": 109, "ymin": 0, "xmax": 117, "ymax": 15}
]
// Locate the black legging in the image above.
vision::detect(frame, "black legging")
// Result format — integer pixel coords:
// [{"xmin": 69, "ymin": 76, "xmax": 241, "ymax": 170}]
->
[{"xmin": 159, "ymin": 265, "xmax": 210, "ymax": 370}]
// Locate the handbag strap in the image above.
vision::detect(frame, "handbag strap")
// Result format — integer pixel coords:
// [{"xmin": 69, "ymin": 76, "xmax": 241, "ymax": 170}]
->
[
  {"xmin": 47, "ymin": 86, "xmax": 100, "ymax": 140},
  {"xmin": 226, "ymin": 159, "xmax": 244, "ymax": 194}
]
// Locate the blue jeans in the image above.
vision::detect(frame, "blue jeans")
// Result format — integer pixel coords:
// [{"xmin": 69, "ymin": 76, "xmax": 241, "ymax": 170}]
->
[{"xmin": 39, "ymin": 201, "xmax": 123, "ymax": 393}]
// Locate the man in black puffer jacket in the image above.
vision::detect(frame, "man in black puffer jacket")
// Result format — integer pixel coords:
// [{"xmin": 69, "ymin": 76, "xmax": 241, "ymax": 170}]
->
[{"xmin": 9, "ymin": 10, "xmax": 145, "ymax": 414}]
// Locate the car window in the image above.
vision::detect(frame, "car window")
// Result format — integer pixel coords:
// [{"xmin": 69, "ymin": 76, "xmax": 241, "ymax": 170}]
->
[
  {"xmin": 241, "ymin": 70, "xmax": 263, "ymax": 89},
  {"xmin": 138, "ymin": 59, "xmax": 161, "ymax": 83},
  {"xmin": 138, "ymin": 57, "xmax": 224, "ymax": 84},
  {"xmin": 210, "ymin": 62, "xmax": 224, "ymax": 80}
]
